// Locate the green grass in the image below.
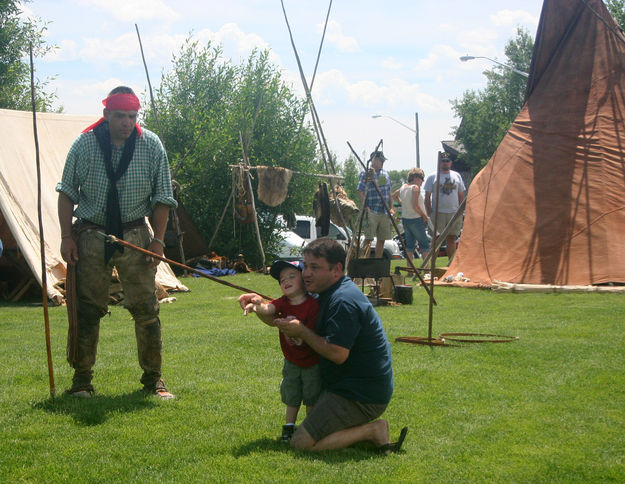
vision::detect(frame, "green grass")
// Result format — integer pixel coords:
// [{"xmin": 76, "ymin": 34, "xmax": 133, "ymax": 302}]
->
[{"xmin": 1, "ymin": 270, "xmax": 624, "ymax": 483}]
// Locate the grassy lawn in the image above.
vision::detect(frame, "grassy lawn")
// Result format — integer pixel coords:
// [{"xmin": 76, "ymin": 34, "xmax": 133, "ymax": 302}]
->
[{"xmin": 1, "ymin": 269, "xmax": 624, "ymax": 483}]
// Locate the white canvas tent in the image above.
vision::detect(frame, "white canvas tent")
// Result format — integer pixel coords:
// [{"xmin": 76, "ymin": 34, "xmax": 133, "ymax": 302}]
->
[{"xmin": 0, "ymin": 108, "xmax": 188, "ymax": 304}]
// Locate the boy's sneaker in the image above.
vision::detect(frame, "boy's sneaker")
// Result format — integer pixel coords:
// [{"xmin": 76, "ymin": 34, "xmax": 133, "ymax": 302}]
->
[{"xmin": 281, "ymin": 424, "xmax": 295, "ymax": 443}]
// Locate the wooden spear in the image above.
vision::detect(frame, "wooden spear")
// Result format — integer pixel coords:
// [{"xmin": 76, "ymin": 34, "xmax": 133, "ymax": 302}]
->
[
  {"xmin": 29, "ymin": 43, "xmax": 56, "ymax": 398},
  {"xmin": 96, "ymin": 232, "xmax": 274, "ymax": 301}
]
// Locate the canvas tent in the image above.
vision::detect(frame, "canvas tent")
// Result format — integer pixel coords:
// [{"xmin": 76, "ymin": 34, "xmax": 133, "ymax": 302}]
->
[
  {"xmin": 446, "ymin": 0, "xmax": 625, "ymax": 287},
  {"xmin": 0, "ymin": 109, "xmax": 188, "ymax": 304}
]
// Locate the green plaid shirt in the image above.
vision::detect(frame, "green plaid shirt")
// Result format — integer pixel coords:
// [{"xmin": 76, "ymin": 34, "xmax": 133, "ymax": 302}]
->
[{"xmin": 56, "ymin": 127, "xmax": 177, "ymax": 225}]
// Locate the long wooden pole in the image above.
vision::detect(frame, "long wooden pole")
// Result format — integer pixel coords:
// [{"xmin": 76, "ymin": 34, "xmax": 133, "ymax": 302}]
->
[
  {"xmin": 29, "ymin": 43, "xmax": 55, "ymax": 398},
  {"xmin": 427, "ymin": 153, "xmax": 443, "ymax": 341},
  {"xmin": 135, "ymin": 24, "xmax": 187, "ymax": 274},
  {"xmin": 97, "ymin": 232, "xmax": 274, "ymax": 300}
]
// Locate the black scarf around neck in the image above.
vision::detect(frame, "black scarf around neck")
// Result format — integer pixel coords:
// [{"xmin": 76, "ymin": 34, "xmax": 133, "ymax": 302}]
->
[{"xmin": 93, "ymin": 121, "xmax": 138, "ymax": 263}]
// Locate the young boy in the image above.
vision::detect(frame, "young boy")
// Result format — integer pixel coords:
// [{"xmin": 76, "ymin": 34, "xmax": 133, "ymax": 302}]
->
[{"xmin": 238, "ymin": 260, "xmax": 321, "ymax": 443}]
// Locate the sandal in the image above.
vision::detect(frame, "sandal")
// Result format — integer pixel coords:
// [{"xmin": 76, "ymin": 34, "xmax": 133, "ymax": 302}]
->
[
  {"xmin": 378, "ymin": 426, "xmax": 408, "ymax": 454},
  {"xmin": 144, "ymin": 379, "xmax": 176, "ymax": 400}
]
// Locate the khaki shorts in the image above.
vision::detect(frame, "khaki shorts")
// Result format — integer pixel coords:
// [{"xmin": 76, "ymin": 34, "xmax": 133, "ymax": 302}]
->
[
  {"xmin": 301, "ymin": 391, "xmax": 387, "ymax": 442},
  {"xmin": 434, "ymin": 211, "xmax": 463, "ymax": 237},
  {"xmin": 280, "ymin": 360, "xmax": 322, "ymax": 407},
  {"xmin": 363, "ymin": 211, "xmax": 393, "ymax": 241}
]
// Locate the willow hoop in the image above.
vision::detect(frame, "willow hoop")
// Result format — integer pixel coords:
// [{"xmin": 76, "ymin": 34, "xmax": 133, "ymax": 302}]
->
[{"xmin": 438, "ymin": 333, "xmax": 519, "ymax": 344}]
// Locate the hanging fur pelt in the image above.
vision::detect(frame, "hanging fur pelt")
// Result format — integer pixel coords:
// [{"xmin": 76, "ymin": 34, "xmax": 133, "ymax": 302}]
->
[{"xmin": 256, "ymin": 166, "xmax": 293, "ymax": 206}]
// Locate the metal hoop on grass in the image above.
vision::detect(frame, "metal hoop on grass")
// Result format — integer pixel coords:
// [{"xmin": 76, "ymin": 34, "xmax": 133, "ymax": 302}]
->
[
  {"xmin": 395, "ymin": 336, "xmax": 457, "ymax": 347},
  {"xmin": 438, "ymin": 333, "xmax": 519, "ymax": 344}
]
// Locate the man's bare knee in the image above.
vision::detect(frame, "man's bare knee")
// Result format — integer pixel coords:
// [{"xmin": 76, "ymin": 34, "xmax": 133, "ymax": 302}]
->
[{"xmin": 290, "ymin": 426, "xmax": 316, "ymax": 450}]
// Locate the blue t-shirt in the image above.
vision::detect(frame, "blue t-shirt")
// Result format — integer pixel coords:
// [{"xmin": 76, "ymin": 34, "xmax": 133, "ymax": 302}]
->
[{"xmin": 316, "ymin": 275, "xmax": 393, "ymax": 404}]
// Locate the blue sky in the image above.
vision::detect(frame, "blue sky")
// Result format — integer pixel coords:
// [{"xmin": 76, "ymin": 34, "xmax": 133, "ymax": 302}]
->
[{"xmin": 24, "ymin": 0, "xmax": 543, "ymax": 175}]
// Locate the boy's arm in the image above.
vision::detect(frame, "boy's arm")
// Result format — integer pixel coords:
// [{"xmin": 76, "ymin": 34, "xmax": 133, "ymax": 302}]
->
[
  {"xmin": 252, "ymin": 302, "xmax": 278, "ymax": 326},
  {"xmin": 238, "ymin": 293, "xmax": 277, "ymax": 326}
]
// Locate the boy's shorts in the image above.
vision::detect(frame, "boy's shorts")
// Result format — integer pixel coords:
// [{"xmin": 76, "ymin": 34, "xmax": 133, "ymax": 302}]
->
[
  {"xmin": 301, "ymin": 391, "xmax": 387, "ymax": 442},
  {"xmin": 280, "ymin": 359, "xmax": 322, "ymax": 407}
]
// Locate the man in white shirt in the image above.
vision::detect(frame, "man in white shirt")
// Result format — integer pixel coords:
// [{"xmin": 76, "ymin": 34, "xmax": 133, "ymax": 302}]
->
[{"xmin": 424, "ymin": 152, "xmax": 465, "ymax": 261}]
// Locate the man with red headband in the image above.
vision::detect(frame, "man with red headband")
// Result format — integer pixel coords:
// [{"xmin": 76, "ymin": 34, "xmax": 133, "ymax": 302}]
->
[{"xmin": 56, "ymin": 86, "xmax": 178, "ymax": 399}]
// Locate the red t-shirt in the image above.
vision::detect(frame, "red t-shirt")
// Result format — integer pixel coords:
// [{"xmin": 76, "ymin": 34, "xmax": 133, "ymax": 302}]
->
[{"xmin": 271, "ymin": 294, "xmax": 320, "ymax": 367}]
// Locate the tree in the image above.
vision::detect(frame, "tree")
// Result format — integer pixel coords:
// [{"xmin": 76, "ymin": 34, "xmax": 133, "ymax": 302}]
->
[
  {"xmin": 451, "ymin": 28, "xmax": 534, "ymax": 174},
  {"xmin": 0, "ymin": 0, "xmax": 58, "ymax": 111},
  {"xmin": 605, "ymin": 0, "xmax": 625, "ymax": 29},
  {"xmin": 146, "ymin": 39, "xmax": 319, "ymax": 266},
  {"xmin": 337, "ymin": 155, "xmax": 360, "ymax": 202}
]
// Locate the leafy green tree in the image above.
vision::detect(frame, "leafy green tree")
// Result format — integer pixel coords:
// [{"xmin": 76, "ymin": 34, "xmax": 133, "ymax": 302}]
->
[
  {"xmin": 605, "ymin": 0, "xmax": 625, "ymax": 29},
  {"xmin": 146, "ymin": 39, "xmax": 319, "ymax": 265},
  {"xmin": 337, "ymin": 154, "xmax": 360, "ymax": 202},
  {"xmin": 451, "ymin": 28, "xmax": 533, "ymax": 174},
  {"xmin": 0, "ymin": 0, "xmax": 58, "ymax": 111}
]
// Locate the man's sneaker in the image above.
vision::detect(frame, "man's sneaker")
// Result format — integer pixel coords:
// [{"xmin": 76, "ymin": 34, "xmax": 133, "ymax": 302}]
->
[
  {"xmin": 143, "ymin": 379, "xmax": 175, "ymax": 400},
  {"xmin": 281, "ymin": 424, "xmax": 295, "ymax": 443}
]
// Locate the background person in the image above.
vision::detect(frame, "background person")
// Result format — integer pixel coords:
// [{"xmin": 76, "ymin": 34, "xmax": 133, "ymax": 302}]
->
[
  {"xmin": 56, "ymin": 86, "xmax": 178, "ymax": 399},
  {"xmin": 275, "ymin": 238, "xmax": 407, "ymax": 453},
  {"xmin": 239, "ymin": 260, "xmax": 321, "ymax": 443},
  {"xmin": 424, "ymin": 152, "xmax": 465, "ymax": 261},
  {"xmin": 393, "ymin": 167, "xmax": 430, "ymax": 262},
  {"xmin": 357, "ymin": 151, "xmax": 394, "ymax": 258}
]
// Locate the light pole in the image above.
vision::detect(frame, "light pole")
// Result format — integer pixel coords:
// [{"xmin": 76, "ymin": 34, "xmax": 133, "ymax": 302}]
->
[
  {"xmin": 372, "ymin": 113, "xmax": 420, "ymax": 168},
  {"xmin": 459, "ymin": 55, "xmax": 529, "ymax": 78}
]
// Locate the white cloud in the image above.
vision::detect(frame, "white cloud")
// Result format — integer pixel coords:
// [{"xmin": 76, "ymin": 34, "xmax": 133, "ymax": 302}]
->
[
  {"xmin": 44, "ymin": 40, "xmax": 79, "ymax": 62},
  {"xmin": 79, "ymin": 32, "xmax": 143, "ymax": 66},
  {"xmin": 320, "ymin": 20, "xmax": 360, "ymax": 53},
  {"xmin": 72, "ymin": 22, "xmax": 280, "ymax": 70},
  {"xmin": 381, "ymin": 57, "xmax": 403, "ymax": 70},
  {"xmin": 76, "ymin": 0, "xmax": 180, "ymax": 22},
  {"xmin": 413, "ymin": 44, "xmax": 460, "ymax": 72},
  {"xmin": 313, "ymin": 69, "xmax": 447, "ymax": 112},
  {"xmin": 490, "ymin": 9, "xmax": 539, "ymax": 27}
]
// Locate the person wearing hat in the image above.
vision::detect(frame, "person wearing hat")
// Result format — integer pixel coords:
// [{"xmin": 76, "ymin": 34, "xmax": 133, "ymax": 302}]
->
[
  {"xmin": 357, "ymin": 150, "xmax": 394, "ymax": 258},
  {"xmin": 238, "ymin": 260, "xmax": 321, "ymax": 443},
  {"xmin": 424, "ymin": 152, "xmax": 466, "ymax": 261},
  {"xmin": 274, "ymin": 238, "xmax": 407, "ymax": 453}
]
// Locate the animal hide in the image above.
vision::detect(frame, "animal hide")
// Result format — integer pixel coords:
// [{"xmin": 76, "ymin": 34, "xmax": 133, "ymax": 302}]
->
[{"xmin": 256, "ymin": 166, "xmax": 293, "ymax": 206}]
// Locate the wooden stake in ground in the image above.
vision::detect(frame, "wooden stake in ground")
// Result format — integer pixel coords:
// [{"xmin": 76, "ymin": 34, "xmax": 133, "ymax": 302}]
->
[{"xmin": 29, "ymin": 43, "xmax": 55, "ymax": 398}]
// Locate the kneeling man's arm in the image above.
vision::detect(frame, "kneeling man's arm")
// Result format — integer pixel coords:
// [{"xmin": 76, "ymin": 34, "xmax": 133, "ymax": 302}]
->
[{"xmin": 275, "ymin": 318, "xmax": 349, "ymax": 364}]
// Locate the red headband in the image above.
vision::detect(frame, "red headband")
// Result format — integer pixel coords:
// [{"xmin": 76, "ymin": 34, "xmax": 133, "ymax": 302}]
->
[
  {"xmin": 102, "ymin": 93, "xmax": 141, "ymax": 111},
  {"xmin": 82, "ymin": 92, "xmax": 143, "ymax": 135}
]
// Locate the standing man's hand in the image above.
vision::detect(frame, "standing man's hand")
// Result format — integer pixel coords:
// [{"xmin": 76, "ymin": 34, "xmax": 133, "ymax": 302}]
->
[
  {"xmin": 60, "ymin": 236, "xmax": 79, "ymax": 264},
  {"xmin": 146, "ymin": 239, "xmax": 164, "ymax": 267}
]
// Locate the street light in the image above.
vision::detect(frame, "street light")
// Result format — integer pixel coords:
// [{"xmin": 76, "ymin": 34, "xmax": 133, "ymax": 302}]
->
[
  {"xmin": 372, "ymin": 113, "xmax": 420, "ymax": 168},
  {"xmin": 459, "ymin": 55, "xmax": 529, "ymax": 78}
]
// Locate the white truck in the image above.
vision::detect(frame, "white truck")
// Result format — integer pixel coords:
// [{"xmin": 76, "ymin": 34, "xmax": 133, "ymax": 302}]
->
[{"xmin": 277, "ymin": 215, "xmax": 401, "ymax": 260}]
